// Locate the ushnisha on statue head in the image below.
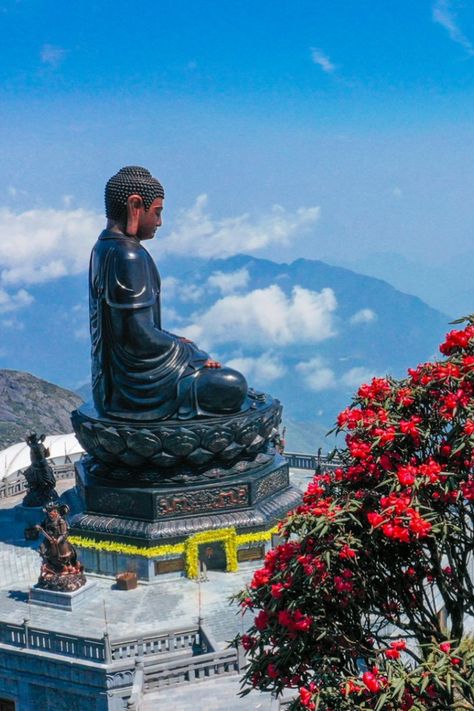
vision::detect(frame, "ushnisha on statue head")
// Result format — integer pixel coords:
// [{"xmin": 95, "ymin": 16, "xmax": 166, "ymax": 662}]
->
[{"xmin": 105, "ymin": 165, "xmax": 165, "ymax": 241}]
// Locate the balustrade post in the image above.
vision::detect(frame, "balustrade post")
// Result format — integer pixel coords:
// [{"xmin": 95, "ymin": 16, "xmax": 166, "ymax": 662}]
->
[
  {"xmin": 23, "ymin": 618, "xmax": 29, "ymax": 649},
  {"xmin": 103, "ymin": 631, "xmax": 112, "ymax": 664}
]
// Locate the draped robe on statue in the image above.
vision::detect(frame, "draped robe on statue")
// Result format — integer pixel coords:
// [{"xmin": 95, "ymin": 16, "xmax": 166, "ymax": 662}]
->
[{"xmin": 89, "ymin": 230, "xmax": 210, "ymax": 421}]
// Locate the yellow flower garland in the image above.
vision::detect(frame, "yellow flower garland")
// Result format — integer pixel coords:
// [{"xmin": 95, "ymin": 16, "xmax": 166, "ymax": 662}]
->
[
  {"xmin": 184, "ymin": 528, "xmax": 238, "ymax": 578},
  {"xmin": 69, "ymin": 536, "xmax": 184, "ymax": 559},
  {"xmin": 236, "ymin": 526, "xmax": 279, "ymax": 546},
  {"xmin": 70, "ymin": 524, "xmax": 278, "ymax": 577}
]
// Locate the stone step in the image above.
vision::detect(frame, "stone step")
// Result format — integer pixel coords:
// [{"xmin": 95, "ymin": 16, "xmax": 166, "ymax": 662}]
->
[{"xmin": 141, "ymin": 674, "xmax": 279, "ymax": 711}]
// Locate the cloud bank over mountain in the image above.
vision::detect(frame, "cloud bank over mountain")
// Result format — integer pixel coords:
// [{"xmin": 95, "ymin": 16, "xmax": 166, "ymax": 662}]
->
[
  {"xmin": 155, "ymin": 195, "xmax": 320, "ymax": 259},
  {"xmin": 181, "ymin": 285, "xmax": 337, "ymax": 349}
]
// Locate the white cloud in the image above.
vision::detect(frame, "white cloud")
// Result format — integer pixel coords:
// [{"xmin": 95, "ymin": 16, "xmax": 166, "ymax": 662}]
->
[
  {"xmin": 432, "ymin": 0, "xmax": 474, "ymax": 55},
  {"xmin": 181, "ymin": 285, "xmax": 337, "ymax": 349},
  {"xmin": 310, "ymin": 47, "xmax": 336, "ymax": 73},
  {"xmin": 73, "ymin": 325, "xmax": 89, "ymax": 341},
  {"xmin": 0, "ymin": 207, "xmax": 102, "ymax": 286},
  {"xmin": 0, "ymin": 287, "xmax": 33, "ymax": 314},
  {"xmin": 296, "ymin": 357, "xmax": 337, "ymax": 391},
  {"xmin": 40, "ymin": 44, "xmax": 67, "ymax": 68},
  {"xmin": 341, "ymin": 366, "xmax": 380, "ymax": 389},
  {"xmin": 1, "ymin": 317, "xmax": 24, "ymax": 330},
  {"xmin": 161, "ymin": 276, "xmax": 204, "ymax": 303},
  {"xmin": 157, "ymin": 195, "xmax": 320, "ymax": 258},
  {"xmin": 162, "ymin": 306, "xmax": 184, "ymax": 325},
  {"xmin": 226, "ymin": 352, "xmax": 286, "ymax": 383},
  {"xmin": 207, "ymin": 268, "xmax": 250, "ymax": 295},
  {"xmin": 350, "ymin": 308, "xmax": 377, "ymax": 325}
]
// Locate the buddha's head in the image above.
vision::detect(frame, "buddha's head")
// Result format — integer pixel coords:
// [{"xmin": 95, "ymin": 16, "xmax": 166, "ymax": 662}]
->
[{"xmin": 105, "ymin": 166, "xmax": 164, "ymax": 240}]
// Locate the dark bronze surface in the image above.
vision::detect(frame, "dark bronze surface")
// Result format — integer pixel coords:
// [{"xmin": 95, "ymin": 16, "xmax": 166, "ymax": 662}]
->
[
  {"xmin": 22, "ymin": 432, "xmax": 58, "ymax": 507},
  {"xmin": 69, "ymin": 167, "xmax": 300, "ymax": 552},
  {"xmin": 72, "ymin": 394, "xmax": 281, "ymax": 475}
]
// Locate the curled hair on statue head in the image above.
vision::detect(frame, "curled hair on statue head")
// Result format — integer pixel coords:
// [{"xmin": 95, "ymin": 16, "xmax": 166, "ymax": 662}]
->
[{"xmin": 105, "ymin": 166, "xmax": 164, "ymax": 222}]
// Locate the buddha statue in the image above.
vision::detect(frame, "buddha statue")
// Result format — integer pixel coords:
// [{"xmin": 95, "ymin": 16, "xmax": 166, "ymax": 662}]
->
[{"xmin": 89, "ymin": 166, "xmax": 249, "ymax": 422}]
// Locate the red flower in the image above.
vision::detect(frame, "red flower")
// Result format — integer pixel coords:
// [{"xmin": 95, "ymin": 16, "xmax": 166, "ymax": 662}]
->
[
  {"xmin": 241, "ymin": 634, "xmax": 256, "ymax": 651},
  {"xmin": 367, "ymin": 512, "xmax": 384, "ymax": 528},
  {"xmin": 267, "ymin": 663, "xmax": 279, "ymax": 679},
  {"xmin": 407, "ymin": 511, "xmax": 432, "ymax": 538},
  {"xmin": 396, "ymin": 387, "xmax": 415, "ymax": 407},
  {"xmin": 299, "ymin": 687, "xmax": 316, "ymax": 709},
  {"xmin": 362, "ymin": 669, "xmax": 382, "ymax": 693},
  {"xmin": 270, "ymin": 583, "xmax": 285, "ymax": 599},
  {"xmin": 251, "ymin": 568, "xmax": 271, "ymax": 589},
  {"xmin": 342, "ymin": 679, "xmax": 362, "ymax": 695},
  {"xmin": 397, "ymin": 465, "xmax": 417, "ymax": 486},
  {"xmin": 464, "ymin": 420, "xmax": 474, "ymax": 435},
  {"xmin": 390, "ymin": 639, "xmax": 407, "ymax": 650},
  {"xmin": 461, "ymin": 476, "xmax": 474, "ymax": 501},
  {"xmin": 440, "ymin": 326, "xmax": 474, "ymax": 355},
  {"xmin": 358, "ymin": 377, "xmax": 392, "ymax": 402},
  {"xmin": 278, "ymin": 610, "xmax": 293, "ymax": 627},
  {"xmin": 339, "ymin": 544, "xmax": 357, "ymax": 559},
  {"xmin": 254, "ymin": 610, "xmax": 269, "ymax": 631},
  {"xmin": 399, "ymin": 416, "xmax": 422, "ymax": 438}
]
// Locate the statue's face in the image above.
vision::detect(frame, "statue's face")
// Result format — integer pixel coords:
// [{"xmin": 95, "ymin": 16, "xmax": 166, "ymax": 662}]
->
[{"xmin": 137, "ymin": 197, "xmax": 163, "ymax": 240}]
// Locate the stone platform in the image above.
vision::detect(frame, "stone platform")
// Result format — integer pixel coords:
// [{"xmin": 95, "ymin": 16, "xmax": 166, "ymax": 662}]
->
[
  {"xmin": 70, "ymin": 450, "xmax": 301, "ymax": 582},
  {"xmin": 29, "ymin": 579, "xmax": 97, "ymax": 610},
  {"xmin": 72, "ymin": 451, "xmax": 297, "ymax": 541}
]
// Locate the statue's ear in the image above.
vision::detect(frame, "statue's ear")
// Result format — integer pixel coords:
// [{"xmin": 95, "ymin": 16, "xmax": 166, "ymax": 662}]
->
[{"xmin": 126, "ymin": 194, "xmax": 143, "ymax": 236}]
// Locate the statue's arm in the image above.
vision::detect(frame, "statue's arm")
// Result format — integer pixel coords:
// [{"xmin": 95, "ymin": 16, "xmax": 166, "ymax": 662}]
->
[
  {"xmin": 110, "ymin": 306, "xmax": 177, "ymax": 358},
  {"xmin": 56, "ymin": 518, "xmax": 68, "ymax": 543}
]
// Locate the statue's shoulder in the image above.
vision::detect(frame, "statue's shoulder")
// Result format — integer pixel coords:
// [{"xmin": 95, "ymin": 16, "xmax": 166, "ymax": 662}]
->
[{"xmin": 100, "ymin": 234, "xmax": 158, "ymax": 309}]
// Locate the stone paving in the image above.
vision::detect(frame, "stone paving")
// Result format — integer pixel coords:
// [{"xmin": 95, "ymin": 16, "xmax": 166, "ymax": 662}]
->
[
  {"xmin": 0, "ymin": 470, "xmax": 312, "ymax": 645},
  {"xmin": 141, "ymin": 675, "xmax": 282, "ymax": 711},
  {"xmin": 0, "ymin": 470, "xmax": 311, "ymax": 709}
]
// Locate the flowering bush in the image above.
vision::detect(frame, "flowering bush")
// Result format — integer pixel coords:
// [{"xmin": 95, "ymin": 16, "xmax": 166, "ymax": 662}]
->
[{"xmin": 234, "ymin": 318, "xmax": 474, "ymax": 709}]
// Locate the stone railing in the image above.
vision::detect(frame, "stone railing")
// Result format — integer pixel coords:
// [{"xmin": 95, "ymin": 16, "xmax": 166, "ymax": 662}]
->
[
  {"xmin": 284, "ymin": 451, "xmax": 341, "ymax": 472},
  {"xmin": 109, "ymin": 626, "xmax": 200, "ymax": 661},
  {"xmin": 0, "ymin": 618, "xmax": 236, "ymax": 668},
  {"xmin": 143, "ymin": 646, "xmax": 239, "ymax": 691},
  {"xmin": 0, "ymin": 619, "xmax": 106, "ymax": 662},
  {"xmin": 0, "ymin": 462, "xmax": 76, "ymax": 499}
]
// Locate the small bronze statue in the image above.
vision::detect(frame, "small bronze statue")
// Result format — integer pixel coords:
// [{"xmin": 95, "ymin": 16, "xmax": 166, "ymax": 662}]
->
[
  {"xmin": 22, "ymin": 433, "xmax": 58, "ymax": 507},
  {"xmin": 34, "ymin": 502, "xmax": 86, "ymax": 592}
]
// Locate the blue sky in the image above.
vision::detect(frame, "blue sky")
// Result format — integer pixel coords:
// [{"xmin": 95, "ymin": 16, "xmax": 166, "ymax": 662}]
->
[{"xmin": 1, "ymin": 0, "xmax": 474, "ymax": 314}]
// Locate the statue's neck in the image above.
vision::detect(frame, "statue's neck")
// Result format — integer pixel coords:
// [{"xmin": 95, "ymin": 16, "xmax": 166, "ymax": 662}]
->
[{"xmin": 105, "ymin": 220, "xmax": 138, "ymax": 240}]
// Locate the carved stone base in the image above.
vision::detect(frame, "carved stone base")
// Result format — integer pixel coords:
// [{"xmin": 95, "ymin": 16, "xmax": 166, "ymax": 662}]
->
[
  {"xmin": 72, "ymin": 483, "xmax": 301, "ymax": 543},
  {"xmin": 70, "ymin": 443, "xmax": 301, "ymax": 580},
  {"xmin": 71, "ymin": 392, "xmax": 282, "ymax": 473},
  {"xmin": 30, "ymin": 579, "xmax": 96, "ymax": 610},
  {"xmin": 71, "ymin": 451, "xmax": 298, "ymax": 544},
  {"xmin": 36, "ymin": 563, "xmax": 87, "ymax": 592}
]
